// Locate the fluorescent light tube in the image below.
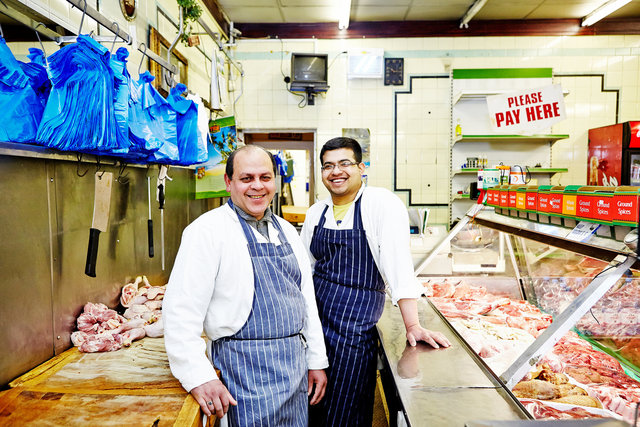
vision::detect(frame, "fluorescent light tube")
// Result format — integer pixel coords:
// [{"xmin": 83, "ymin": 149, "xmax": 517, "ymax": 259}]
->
[
  {"xmin": 460, "ymin": 0, "xmax": 488, "ymax": 29},
  {"xmin": 581, "ymin": 0, "xmax": 632, "ymax": 26},
  {"xmin": 338, "ymin": 0, "xmax": 352, "ymax": 30}
]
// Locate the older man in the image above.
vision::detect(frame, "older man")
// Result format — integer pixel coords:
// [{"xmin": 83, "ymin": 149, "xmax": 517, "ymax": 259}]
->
[{"xmin": 164, "ymin": 145, "xmax": 328, "ymax": 426}]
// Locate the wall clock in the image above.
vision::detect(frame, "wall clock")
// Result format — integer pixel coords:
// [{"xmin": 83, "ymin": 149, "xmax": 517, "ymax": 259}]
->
[{"xmin": 384, "ymin": 57, "xmax": 404, "ymax": 86}]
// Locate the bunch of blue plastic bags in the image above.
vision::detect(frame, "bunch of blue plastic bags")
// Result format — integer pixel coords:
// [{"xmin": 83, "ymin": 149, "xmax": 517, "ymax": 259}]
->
[
  {"xmin": 0, "ymin": 37, "xmax": 46, "ymax": 143},
  {"xmin": 0, "ymin": 33, "xmax": 207, "ymax": 166}
]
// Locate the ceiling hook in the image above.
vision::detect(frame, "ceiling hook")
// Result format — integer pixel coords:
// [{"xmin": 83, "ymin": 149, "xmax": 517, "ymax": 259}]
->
[
  {"xmin": 138, "ymin": 42, "xmax": 147, "ymax": 74},
  {"xmin": 76, "ymin": 153, "xmax": 89, "ymax": 177},
  {"xmin": 78, "ymin": 0, "xmax": 87, "ymax": 35},
  {"xmin": 33, "ymin": 22, "xmax": 48, "ymax": 66},
  {"xmin": 95, "ymin": 157, "xmax": 106, "ymax": 178},
  {"xmin": 116, "ymin": 162, "xmax": 129, "ymax": 184},
  {"xmin": 110, "ymin": 21, "xmax": 119, "ymax": 53}
]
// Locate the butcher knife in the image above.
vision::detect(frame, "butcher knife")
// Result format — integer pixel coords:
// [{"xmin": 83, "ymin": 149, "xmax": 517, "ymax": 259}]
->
[
  {"xmin": 85, "ymin": 171, "xmax": 113, "ymax": 277},
  {"xmin": 147, "ymin": 176, "xmax": 154, "ymax": 258}
]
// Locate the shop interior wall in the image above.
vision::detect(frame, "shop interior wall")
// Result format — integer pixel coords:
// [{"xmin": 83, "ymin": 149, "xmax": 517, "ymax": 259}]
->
[
  {"xmin": 231, "ymin": 35, "xmax": 640, "ymax": 225},
  {"xmin": 0, "ymin": 155, "xmax": 209, "ymax": 387},
  {"xmin": 0, "ymin": 1, "xmax": 228, "ymax": 387}
]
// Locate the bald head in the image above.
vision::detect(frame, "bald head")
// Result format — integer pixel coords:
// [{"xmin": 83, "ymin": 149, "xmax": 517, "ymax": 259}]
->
[{"xmin": 225, "ymin": 145, "xmax": 276, "ymax": 179}]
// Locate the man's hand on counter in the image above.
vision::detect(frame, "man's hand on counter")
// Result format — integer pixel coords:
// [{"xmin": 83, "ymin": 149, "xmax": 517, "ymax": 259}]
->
[
  {"xmin": 398, "ymin": 298, "xmax": 451, "ymax": 348},
  {"xmin": 405, "ymin": 324, "xmax": 451, "ymax": 349},
  {"xmin": 191, "ymin": 379, "xmax": 237, "ymax": 419},
  {"xmin": 308, "ymin": 369, "xmax": 327, "ymax": 405}
]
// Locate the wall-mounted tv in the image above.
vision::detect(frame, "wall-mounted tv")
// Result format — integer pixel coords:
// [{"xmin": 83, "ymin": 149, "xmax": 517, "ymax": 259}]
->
[{"xmin": 290, "ymin": 53, "xmax": 329, "ymax": 92}]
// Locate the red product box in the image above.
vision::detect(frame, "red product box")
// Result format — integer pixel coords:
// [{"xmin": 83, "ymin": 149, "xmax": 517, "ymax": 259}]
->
[
  {"xmin": 525, "ymin": 188, "xmax": 538, "ymax": 212},
  {"xmin": 613, "ymin": 187, "xmax": 640, "ymax": 226},
  {"xmin": 537, "ymin": 192, "xmax": 550, "ymax": 213},
  {"xmin": 499, "ymin": 186, "xmax": 509, "ymax": 207},
  {"xmin": 577, "ymin": 186, "xmax": 614, "ymax": 224}
]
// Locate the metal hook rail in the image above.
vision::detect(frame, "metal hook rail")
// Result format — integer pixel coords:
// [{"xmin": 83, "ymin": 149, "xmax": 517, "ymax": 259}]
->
[
  {"xmin": 196, "ymin": 18, "xmax": 244, "ymax": 76},
  {"xmin": 65, "ymin": 0, "xmax": 131, "ymax": 44},
  {"xmin": 164, "ymin": 7, "xmax": 183, "ymax": 88}
]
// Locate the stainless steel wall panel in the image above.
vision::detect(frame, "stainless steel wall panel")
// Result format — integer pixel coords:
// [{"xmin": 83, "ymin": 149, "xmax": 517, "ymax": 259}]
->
[
  {"xmin": 0, "ymin": 156, "xmax": 54, "ymax": 386},
  {"xmin": 0, "ymin": 154, "xmax": 210, "ymax": 386}
]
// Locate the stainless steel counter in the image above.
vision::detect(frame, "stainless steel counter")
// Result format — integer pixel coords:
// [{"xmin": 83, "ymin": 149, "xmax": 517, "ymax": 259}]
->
[{"xmin": 377, "ymin": 298, "xmax": 530, "ymax": 426}]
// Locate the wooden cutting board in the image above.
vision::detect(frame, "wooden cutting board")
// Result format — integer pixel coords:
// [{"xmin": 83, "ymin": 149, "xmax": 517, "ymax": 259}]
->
[{"xmin": 0, "ymin": 338, "xmax": 211, "ymax": 426}]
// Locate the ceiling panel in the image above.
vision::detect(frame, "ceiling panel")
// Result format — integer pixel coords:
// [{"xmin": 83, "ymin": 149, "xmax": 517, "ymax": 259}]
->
[
  {"xmin": 220, "ymin": 6, "xmax": 284, "ymax": 23},
  {"xmin": 216, "ymin": 0, "xmax": 640, "ymax": 34},
  {"xmin": 282, "ymin": 7, "xmax": 343, "ymax": 22},
  {"xmin": 352, "ymin": 6, "xmax": 411, "ymax": 21},
  {"xmin": 281, "ymin": 0, "xmax": 343, "ymax": 5},
  {"xmin": 407, "ymin": 5, "xmax": 475, "ymax": 21}
]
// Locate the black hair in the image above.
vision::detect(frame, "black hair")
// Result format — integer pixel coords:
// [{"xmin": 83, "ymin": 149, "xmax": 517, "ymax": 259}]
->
[
  {"xmin": 225, "ymin": 145, "xmax": 277, "ymax": 179},
  {"xmin": 319, "ymin": 137, "xmax": 363, "ymax": 164}
]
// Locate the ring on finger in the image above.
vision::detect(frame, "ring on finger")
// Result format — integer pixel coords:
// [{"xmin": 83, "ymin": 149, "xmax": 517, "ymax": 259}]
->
[{"xmin": 207, "ymin": 401, "xmax": 213, "ymax": 405}]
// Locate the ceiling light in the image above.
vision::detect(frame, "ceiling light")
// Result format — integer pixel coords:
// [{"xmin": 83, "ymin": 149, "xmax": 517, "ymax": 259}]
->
[
  {"xmin": 581, "ymin": 0, "xmax": 632, "ymax": 27},
  {"xmin": 459, "ymin": 0, "xmax": 488, "ymax": 29},
  {"xmin": 338, "ymin": 0, "xmax": 352, "ymax": 30}
]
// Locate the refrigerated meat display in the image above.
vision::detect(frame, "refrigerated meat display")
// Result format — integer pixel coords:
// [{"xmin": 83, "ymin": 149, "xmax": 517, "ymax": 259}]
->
[{"xmin": 408, "ymin": 205, "xmax": 640, "ymax": 425}]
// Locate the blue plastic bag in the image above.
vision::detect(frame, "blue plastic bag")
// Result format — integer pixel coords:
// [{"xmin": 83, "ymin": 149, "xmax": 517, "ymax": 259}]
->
[
  {"xmin": 19, "ymin": 48, "xmax": 51, "ymax": 108},
  {"xmin": 107, "ymin": 47, "xmax": 133, "ymax": 158},
  {"xmin": 0, "ymin": 37, "xmax": 44, "ymax": 143},
  {"xmin": 130, "ymin": 72, "xmax": 179, "ymax": 164},
  {"xmin": 36, "ymin": 34, "xmax": 129, "ymax": 153},
  {"xmin": 166, "ymin": 83, "xmax": 200, "ymax": 165}
]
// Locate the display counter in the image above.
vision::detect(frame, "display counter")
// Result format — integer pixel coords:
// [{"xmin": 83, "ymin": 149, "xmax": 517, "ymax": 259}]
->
[
  {"xmin": 377, "ymin": 298, "xmax": 530, "ymax": 426},
  {"xmin": 0, "ymin": 337, "xmax": 211, "ymax": 426},
  {"xmin": 406, "ymin": 205, "xmax": 639, "ymax": 424}
]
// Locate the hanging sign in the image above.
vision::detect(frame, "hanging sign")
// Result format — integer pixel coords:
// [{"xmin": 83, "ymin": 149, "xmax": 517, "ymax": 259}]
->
[{"xmin": 486, "ymin": 84, "xmax": 566, "ymax": 133}]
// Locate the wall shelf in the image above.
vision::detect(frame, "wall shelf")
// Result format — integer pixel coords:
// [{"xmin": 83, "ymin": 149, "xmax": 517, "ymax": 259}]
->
[
  {"xmin": 454, "ymin": 134, "xmax": 569, "ymax": 144},
  {"xmin": 453, "ymin": 167, "xmax": 568, "ymax": 175}
]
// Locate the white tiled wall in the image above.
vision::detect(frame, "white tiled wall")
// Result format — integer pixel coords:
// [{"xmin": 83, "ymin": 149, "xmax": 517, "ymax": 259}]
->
[
  {"xmin": 230, "ymin": 35, "xmax": 640, "ymax": 224},
  {"xmin": 6, "ymin": 2, "xmax": 640, "ymax": 225}
]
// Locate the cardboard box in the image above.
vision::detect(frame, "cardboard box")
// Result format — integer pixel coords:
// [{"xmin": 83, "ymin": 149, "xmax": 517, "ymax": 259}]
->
[
  {"xmin": 537, "ymin": 185, "xmax": 553, "ymax": 214},
  {"xmin": 562, "ymin": 185, "xmax": 582, "ymax": 219},
  {"xmin": 576, "ymin": 186, "xmax": 615, "ymax": 225},
  {"xmin": 613, "ymin": 186, "xmax": 640, "ymax": 226},
  {"xmin": 548, "ymin": 186, "xmax": 565, "ymax": 216}
]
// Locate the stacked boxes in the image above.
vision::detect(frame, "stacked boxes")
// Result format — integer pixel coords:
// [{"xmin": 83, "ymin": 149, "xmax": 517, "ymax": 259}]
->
[{"xmin": 483, "ymin": 185, "xmax": 640, "ymax": 232}]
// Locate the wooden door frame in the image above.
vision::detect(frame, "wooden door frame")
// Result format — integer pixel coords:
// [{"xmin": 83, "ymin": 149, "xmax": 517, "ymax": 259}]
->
[{"xmin": 242, "ymin": 130, "xmax": 316, "ymax": 207}]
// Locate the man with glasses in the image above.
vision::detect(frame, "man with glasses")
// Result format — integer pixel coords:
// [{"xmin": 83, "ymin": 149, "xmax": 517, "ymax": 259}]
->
[{"xmin": 301, "ymin": 137, "xmax": 450, "ymax": 427}]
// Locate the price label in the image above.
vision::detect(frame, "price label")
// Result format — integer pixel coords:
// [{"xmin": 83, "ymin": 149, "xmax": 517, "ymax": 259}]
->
[{"xmin": 566, "ymin": 221, "xmax": 600, "ymax": 242}]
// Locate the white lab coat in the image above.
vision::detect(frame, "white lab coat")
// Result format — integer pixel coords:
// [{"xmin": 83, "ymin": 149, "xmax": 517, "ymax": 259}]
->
[{"xmin": 164, "ymin": 203, "xmax": 329, "ymax": 392}]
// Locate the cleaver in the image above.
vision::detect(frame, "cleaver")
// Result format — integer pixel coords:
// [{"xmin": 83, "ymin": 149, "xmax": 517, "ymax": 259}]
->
[{"xmin": 85, "ymin": 171, "xmax": 113, "ymax": 277}]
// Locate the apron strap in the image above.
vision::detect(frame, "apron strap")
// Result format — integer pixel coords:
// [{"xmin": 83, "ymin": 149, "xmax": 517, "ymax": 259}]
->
[{"xmin": 316, "ymin": 196, "xmax": 365, "ymax": 230}]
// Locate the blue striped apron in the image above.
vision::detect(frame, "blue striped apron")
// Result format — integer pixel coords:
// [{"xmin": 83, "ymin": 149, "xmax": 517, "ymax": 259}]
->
[
  {"xmin": 211, "ymin": 202, "xmax": 308, "ymax": 427},
  {"xmin": 309, "ymin": 197, "xmax": 386, "ymax": 427}
]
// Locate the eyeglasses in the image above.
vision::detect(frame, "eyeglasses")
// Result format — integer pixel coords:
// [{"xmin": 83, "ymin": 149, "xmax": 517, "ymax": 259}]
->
[{"xmin": 321, "ymin": 160, "xmax": 358, "ymax": 172}]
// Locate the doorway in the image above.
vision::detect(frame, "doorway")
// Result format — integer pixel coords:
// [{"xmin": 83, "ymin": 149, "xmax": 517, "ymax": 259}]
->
[{"xmin": 243, "ymin": 131, "xmax": 316, "ymax": 208}]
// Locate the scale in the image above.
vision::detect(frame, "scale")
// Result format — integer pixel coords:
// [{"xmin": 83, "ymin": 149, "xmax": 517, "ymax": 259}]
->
[{"xmin": 451, "ymin": 225, "xmax": 506, "ymax": 273}]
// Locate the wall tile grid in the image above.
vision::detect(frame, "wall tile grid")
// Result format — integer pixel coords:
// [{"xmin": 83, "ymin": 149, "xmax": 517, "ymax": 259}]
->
[{"xmin": 231, "ymin": 34, "xmax": 640, "ymax": 224}]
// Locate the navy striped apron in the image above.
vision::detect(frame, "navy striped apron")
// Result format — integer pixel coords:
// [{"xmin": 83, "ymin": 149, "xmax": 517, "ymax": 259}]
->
[
  {"xmin": 309, "ymin": 197, "xmax": 386, "ymax": 427},
  {"xmin": 211, "ymin": 202, "xmax": 308, "ymax": 427}
]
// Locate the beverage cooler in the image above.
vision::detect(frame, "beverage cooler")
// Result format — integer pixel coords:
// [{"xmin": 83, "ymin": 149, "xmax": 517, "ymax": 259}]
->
[{"xmin": 588, "ymin": 121, "xmax": 640, "ymax": 186}]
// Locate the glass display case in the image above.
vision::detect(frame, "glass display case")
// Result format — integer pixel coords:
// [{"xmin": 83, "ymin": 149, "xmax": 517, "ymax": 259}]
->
[{"xmin": 413, "ymin": 206, "xmax": 640, "ymax": 424}]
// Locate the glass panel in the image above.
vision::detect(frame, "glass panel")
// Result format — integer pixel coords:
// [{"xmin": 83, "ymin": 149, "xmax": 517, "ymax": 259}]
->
[{"xmin": 418, "ymin": 224, "xmax": 640, "ymax": 423}]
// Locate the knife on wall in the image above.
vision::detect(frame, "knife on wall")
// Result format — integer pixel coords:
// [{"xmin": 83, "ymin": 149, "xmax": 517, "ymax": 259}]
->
[{"xmin": 85, "ymin": 171, "xmax": 113, "ymax": 277}]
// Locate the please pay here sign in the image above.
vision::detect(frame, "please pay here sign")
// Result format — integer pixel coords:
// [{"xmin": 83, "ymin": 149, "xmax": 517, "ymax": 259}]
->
[{"xmin": 486, "ymin": 84, "xmax": 566, "ymax": 134}]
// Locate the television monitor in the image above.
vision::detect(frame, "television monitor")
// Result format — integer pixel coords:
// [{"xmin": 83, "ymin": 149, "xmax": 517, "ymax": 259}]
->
[{"xmin": 290, "ymin": 53, "xmax": 329, "ymax": 92}]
